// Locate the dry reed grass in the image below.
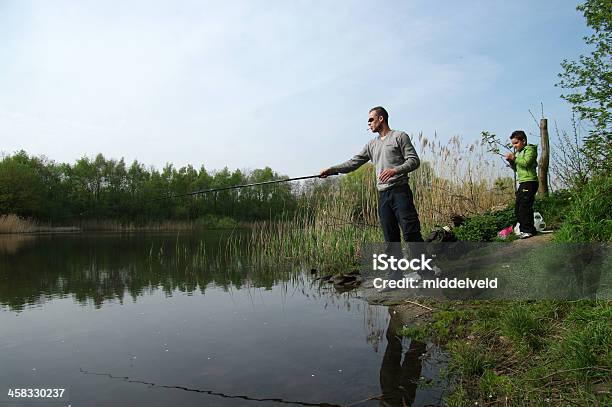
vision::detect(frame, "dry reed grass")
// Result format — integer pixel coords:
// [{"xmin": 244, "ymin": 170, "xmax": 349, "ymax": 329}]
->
[
  {"xmin": 79, "ymin": 219, "xmax": 201, "ymax": 232},
  {"xmin": 0, "ymin": 214, "xmax": 37, "ymax": 234},
  {"xmin": 228, "ymin": 134, "xmax": 514, "ymax": 267},
  {"xmin": 413, "ymin": 132, "xmax": 513, "ymax": 226}
]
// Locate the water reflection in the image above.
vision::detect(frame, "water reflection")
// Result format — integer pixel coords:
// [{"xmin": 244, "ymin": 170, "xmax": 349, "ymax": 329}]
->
[
  {"xmin": 0, "ymin": 233, "xmax": 447, "ymax": 406},
  {"xmin": 0, "ymin": 234, "xmax": 36, "ymax": 255},
  {"xmin": 377, "ymin": 307, "xmax": 446, "ymax": 407},
  {"xmin": 0, "ymin": 233, "xmax": 278, "ymax": 311},
  {"xmin": 380, "ymin": 307, "xmax": 426, "ymax": 406}
]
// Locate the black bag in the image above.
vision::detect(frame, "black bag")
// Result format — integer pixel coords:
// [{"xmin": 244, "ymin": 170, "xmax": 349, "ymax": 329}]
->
[{"xmin": 425, "ymin": 226, "xmax": 457, "ymax": 243}]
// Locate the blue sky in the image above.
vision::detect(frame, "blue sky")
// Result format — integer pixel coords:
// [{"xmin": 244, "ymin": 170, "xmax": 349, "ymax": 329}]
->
[{"xmin": 0, "ymin": 0, "xmax": 590, "ymax": 176}]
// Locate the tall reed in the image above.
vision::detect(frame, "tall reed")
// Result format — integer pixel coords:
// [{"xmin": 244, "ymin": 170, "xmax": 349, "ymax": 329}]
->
[
  {"xmin": 79, "ymin": 219, "xmax": 201, "ymax": 232},
  {"xmin": 225, "ymin": 134, "xmax": 513, "ymax": 269},
  {"xmin": 413, "ymin": 132, "xmax": 513, "ymax": 226},
  {"xmin": 0, "ymin": 214, "xmax": 37, "ymax": 234}
]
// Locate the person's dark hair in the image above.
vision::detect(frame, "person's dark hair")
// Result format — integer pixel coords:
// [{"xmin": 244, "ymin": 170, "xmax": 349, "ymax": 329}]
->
[
  {"xmin": 369, "ymin": 106, "xmax": 389, "ymax": 123},
  {"xmin": 510, "ymin": 130, "xmax": 527, "ymax": 142}
]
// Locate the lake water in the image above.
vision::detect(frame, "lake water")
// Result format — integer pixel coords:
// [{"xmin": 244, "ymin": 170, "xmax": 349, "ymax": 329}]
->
[{"xmin": 0, "ymin": 233, "xmax": 447, "ymax": 407}]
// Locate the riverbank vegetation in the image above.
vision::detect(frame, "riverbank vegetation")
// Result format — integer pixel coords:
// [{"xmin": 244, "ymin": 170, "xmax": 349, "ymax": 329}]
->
[
  {"xmin": 406, "ymin": 1, "xmax": 612, "ymax": 404},
  {"xmin": 0, "ymin": 129, "xmax": 512, "ymax": 234},
  {"xmin": 0, "ymin": 214, "xmax": 37, "ymax": 234},
  {"xmin": 220, "ymin": 132, "xmax": 515, "ymax": 269},
  {"xmin": 399, "ymin": 300, "xmax": 611, "ymax": 405},
  {"xmin": 0, "ymin": 151, "xmax": 297, "ymax": 227}
]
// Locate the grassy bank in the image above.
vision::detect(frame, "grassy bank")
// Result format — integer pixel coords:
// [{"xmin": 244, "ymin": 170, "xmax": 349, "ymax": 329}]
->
[
  {"xmin": 399, "ymin": 300, "xmax": 611, "ymax": 405},
  {"xmin": 396, "ymin": 176, "xmax": 611, "ymax": 405}
]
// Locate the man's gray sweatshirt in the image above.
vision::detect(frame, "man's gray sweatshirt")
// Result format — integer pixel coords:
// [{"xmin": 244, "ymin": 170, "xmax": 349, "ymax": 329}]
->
[{"xmin": 329, "ymin": 130, "xmax": 420, "ymax": 191}]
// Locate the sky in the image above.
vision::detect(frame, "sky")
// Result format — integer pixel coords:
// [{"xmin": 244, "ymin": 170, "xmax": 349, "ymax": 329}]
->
[{"xmin": 0, "ymin": 0, "xmax": 591, "ymax": 177}]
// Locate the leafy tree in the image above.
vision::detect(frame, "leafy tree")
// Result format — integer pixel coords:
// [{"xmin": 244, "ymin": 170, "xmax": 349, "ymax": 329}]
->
[
  {"xmin": 0, "ymin": 151, "xmax": 303, "ymax": 225},
  {"xmin": 557, "ymin": 0, "xmax": 612, "ymax": 174},
  {"xmin": 0, "ymin": 151, "xmax": 45, "ymax": 217}
]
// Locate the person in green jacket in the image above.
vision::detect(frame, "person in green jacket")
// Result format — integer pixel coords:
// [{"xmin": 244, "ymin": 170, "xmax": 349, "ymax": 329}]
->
[{"xmin": 505, "ymin": 130, "xmax": 538, "ymax": 238}]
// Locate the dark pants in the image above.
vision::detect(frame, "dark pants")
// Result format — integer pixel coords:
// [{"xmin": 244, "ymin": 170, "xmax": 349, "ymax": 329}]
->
[
  {"xmin": 515, "ymin": 181, "xmax": 538, "ymax": 234},
  {"xmin": 378, "ymin": 183, "xmax": 423, "ymax": 242}
]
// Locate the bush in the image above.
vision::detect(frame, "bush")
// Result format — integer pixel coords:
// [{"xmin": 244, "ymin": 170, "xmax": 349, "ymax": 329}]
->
[
  {"xmin": 554, "ymin": 175, "xmax": 612, "ymax": 242},
  {"xmin": 453, "ymin": 206, "xmax": 515, "ymax": 242},
  {"xmin": 196, "ymin": 215, "xmax": 239, "ymax": 229},
  {"xmin": 452, "ymin": 189, "xmax": 576, "ymax": 241},
  {"xmin": 533, "ymin": 190, "xmax": 572, "ymax": 229}
]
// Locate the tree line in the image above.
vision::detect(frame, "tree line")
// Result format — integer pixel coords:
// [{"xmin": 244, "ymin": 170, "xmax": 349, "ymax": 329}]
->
[{"xmin": 0, "ymin": 150, "xmax": 300, "ymax": 224}]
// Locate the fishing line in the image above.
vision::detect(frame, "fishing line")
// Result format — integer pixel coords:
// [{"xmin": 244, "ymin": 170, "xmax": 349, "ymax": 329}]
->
[{"xmin": 151, "ymin": 174, "xmax": 332, "ymax": 202}]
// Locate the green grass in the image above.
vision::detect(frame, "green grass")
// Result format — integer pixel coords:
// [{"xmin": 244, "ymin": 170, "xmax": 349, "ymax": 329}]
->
[
  {"xmin": 417, "ymin": 300, "xmax": 612, "ymax": 406},
  {"xmin": 554, "ymin": 175, "xmax": 612, "ymax": 243},
  {"xmin": 478, "ymin": 370, "xmax": 514, "ymax": 399},
  {"xmin": 558, "ymin": 303, "xmax": 612, "ymax": 381},
  {"xmin": 430, "ymin": 309, "xmax": 471, "ymax": 341},
  {"xmin": 448, "ymin": 341, "xmax": 492, "ymax": 376},
  {"xmin": 500, "ymin": 306, "xmax": 548, "ymax": 351},
  {"xmin": 396, "ymin": 325, "xmax": 429, "ymax": 341}
]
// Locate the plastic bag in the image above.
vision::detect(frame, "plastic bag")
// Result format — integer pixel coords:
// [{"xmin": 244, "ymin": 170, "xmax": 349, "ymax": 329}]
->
[
  {"xmin": 498, "ymin": 225, "xmax": 514, "ymax": 239},
  {"xmin": 514, "ymin": 213, "xmax": 546, "ymax": 235},
  {"xmin": 533, "ymin": 212, "xmax": 546, "ymax": 232}
]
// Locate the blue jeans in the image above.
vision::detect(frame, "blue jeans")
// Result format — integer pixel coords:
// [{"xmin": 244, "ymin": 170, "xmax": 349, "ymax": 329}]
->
[{"xmin": 378, "ymin": 183, "xmax": 423, "ymax": 242}]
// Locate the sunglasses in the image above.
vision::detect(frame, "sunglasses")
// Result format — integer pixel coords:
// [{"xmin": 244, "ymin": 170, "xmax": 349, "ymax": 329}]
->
[{"xmin": 368, "ymin": 117, "xmax": 377, "ymax": 123}]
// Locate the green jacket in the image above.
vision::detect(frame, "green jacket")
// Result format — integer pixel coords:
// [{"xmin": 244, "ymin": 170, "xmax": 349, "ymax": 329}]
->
[{"xmin": 511, "ymin": 144, "xmax": 538, "ymax": 183}]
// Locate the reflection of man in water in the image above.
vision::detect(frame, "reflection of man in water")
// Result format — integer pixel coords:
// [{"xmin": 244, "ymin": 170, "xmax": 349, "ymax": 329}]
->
[{"xmin": 379, "ymin": 307, "xmax": 426, "ymax": 406}]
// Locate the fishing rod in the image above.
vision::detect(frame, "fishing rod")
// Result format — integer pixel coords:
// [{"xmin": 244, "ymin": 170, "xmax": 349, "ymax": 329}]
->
[{"xmin": 151, "ymin": 174, "xmax": 335, "ymax": 201}]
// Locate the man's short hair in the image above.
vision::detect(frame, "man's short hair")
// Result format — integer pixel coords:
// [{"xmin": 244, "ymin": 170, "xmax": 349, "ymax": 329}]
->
[
  {"xmin": 369, "ymin": 106, "xmax": 389, "ymax": 123},
  {"xmin": 510, "ymin": 130, "xmax": 527, "ymax": 142}
]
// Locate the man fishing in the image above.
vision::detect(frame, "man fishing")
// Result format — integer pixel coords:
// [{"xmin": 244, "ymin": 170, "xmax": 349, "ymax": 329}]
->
[
  {"xmin": 320, "ymin": 106, "xmax": 423, "ymax": 243},
  {"xmin": 505, "ymin": 130, "xmax": 538, "ymax": 239}
]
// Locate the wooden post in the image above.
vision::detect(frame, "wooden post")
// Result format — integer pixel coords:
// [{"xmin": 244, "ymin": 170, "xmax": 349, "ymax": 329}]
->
[{"xmin": 538, "ymin": 118, "xmax": 550, "ymax": 196}]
